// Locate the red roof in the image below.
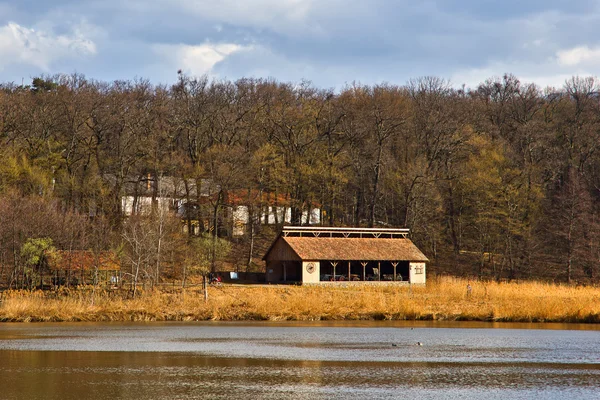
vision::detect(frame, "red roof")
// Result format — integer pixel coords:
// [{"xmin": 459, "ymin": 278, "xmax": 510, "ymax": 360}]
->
[
  {"xmin": 226, "ymin": 190, "xmax": 291, "ymax": 206},
  {"xmin": 46, "ymin": 250, "xmax": 120, "ymax": 271}
]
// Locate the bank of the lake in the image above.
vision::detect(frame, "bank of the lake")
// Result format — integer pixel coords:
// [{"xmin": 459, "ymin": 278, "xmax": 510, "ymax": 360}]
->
[{"xmin": 1, "ymin": 277, "xmax": 599, "ymax": 323}]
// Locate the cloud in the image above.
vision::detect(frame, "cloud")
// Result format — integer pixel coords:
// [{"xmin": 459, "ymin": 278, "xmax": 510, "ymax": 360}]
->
[
  {"xmin": 556, "ymin": 45, "xmax": 600, "ymax": 67},
  {"xmin": 153, "ymin": 42, "xmax": 251, "ymax": 77},
  {"xmin": 162, "ymin": 0, "xmax": 320, "ymax": 36},
  {"xmin": 450, "ymin": 53, "xmax": 595, "ymax": 91},
  {"xmin": 0, "ymin": 21, "xmax": 96, "ymax": 71},
  {"xmin": 452, "ymin": 64, "xmax": 577, "ymax": 91},
  {"xmin": 2, "ymin": 1, "xmax": 600, "ymax": 89}
]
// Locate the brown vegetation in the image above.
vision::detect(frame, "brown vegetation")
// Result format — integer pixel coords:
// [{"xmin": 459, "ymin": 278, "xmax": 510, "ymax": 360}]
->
[
  {"xmin": 2, "ymin": 73, "xmax": 600, "ymax": 286},
  {"xmin": 1, "ymin": 277, "xmax": 599, "ymax": 323}
]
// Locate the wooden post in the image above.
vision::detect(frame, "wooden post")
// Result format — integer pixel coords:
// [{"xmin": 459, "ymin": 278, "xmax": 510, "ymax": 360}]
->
[
  {"xmin": 331, "ymin": 261, "xmax": 338, "ymax": 281},
  {"xmin": 392, "ymin": 262, "xmax": 398, "ymax": 281},
  {"xmin": 361, "ymin": 262, "xmax": 367, "ymax": 281},
  {"xmin": 378, "ymin": 261, "xmax": 381, "ymax": 281},
  {"xmin": 348, "ymin": 261, "xmax": 351, "ymax": 281}
]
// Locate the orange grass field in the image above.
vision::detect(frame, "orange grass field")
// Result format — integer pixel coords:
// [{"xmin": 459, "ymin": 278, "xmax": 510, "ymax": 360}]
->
[{"xmin": 1, "ymin": 276, "xmax": 599, "ymax": 323}]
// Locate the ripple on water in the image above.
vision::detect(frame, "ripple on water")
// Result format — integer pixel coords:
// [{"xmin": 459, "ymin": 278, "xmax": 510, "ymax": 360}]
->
[{"xmin": 1, "ymin": 322, "xmax": 599, "ymax": 399}]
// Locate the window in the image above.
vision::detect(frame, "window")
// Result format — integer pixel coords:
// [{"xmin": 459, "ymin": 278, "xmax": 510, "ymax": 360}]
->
[{"xmin": 415, "ymin": 266, "xmax": 424, "ymax": 274}]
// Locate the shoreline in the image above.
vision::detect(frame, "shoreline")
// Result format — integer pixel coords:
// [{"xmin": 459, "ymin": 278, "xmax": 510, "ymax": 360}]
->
[{"xmin": 1, "ymin": 277, "xmax": 599, "ymax": 324}]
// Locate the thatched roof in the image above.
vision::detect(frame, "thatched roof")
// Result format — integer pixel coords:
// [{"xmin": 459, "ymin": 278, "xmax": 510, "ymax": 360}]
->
[
  {"xmin": 46, "ymin": 250, "xmax": 120, "ymax": 271},
  {"xmin": 264, "ymin": 237, "xmax": 429, "ymax": 262}
]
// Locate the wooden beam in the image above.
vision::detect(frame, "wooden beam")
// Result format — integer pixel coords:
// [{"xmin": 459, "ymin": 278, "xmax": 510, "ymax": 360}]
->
[
  {"xmin": 361, "ymin": 261, "xmax": 368, "ymax": 281},
  {"xmin": 348, "ymin": 261, "xmax": 351, "ymax": 281},
  {"xmin": 282, "ymin": 226, "xmax": 410, "ymax": 234},
  {"xmin": 331, "ymin": 261, "xmax": 338, "ymax": 281}
]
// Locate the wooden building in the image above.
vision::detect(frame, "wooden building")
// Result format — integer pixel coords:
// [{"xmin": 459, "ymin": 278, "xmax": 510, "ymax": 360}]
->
[{"xmin": 263, "ymin": 226, "xmax": 428, "ymax": 285}]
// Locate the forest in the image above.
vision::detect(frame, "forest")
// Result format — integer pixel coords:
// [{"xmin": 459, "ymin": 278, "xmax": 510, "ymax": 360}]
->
[{"xmin": 0, "ymin": 72, "xmax": 599, "ymax": 289}]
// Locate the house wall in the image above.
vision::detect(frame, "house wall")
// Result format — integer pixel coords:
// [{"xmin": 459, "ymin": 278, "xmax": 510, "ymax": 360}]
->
[
  {"xmin": 409, "ymin": 262, "xmax": 426, "ymax": 284},
  {"xmin": 232, "ymin": 206, "xmax": 322, "ymax": 236},
  {"xmin": 264, "ymin": 238, "xmax": 302, "ymax": 262},
  {"xmin": 301, "ymin": 208, "xmax": 321, "ymax": 225},
  {"xmin": 263, "ymin": 206, "xmax": 286, "ymax": 225},
  {"xmin": 232, "ymin": 206, "xmax": 248, "ymax": 236},
  {"xmin": 266, "ymin": 260, "xmax": 282, "ymax": 282},
  {"xmin": 306, "ymin": 281, "xmax": 410, "ymax": 287},
  {"xmin": 268, "ymin": 259, "xmax": 426, "ymax": 285},
  {"xmin": 266, "ymin": 260, "xmax": 302, "ymax": 283},
  {"xmin": 302, "ymin": 260, "xmax": 320, "ymax": 283},
  {"xmin": 122, "ymin": 196, "xmax": 172, "ymax": 216}
]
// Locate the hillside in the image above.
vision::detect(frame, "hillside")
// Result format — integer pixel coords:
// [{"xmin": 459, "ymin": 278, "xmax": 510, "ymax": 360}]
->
[{"xmin": 1, "ymin": 73, "xmax": 600, "ymax": 288}]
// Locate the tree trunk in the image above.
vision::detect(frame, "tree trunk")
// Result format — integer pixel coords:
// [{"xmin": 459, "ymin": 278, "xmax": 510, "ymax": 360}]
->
[
  {"xmin": 445, "ymin": 184, "xmax": 461, "ymax": 255},
  {"xmin": 369, "ymin": 142, "xmax": 384, "ymax": 227},
  {"xmin": 247, "ymin": 216, "xmax": 255, "ymax": 271},
  {"xmin": 211, "ymin": 190, "xmax": 223, "ymax": 273}
]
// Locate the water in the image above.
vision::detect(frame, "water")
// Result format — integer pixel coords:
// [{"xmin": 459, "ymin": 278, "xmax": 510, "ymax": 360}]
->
[{"xmin": 1, "ymin": 321, "xmax": 599, "ymax": 399}]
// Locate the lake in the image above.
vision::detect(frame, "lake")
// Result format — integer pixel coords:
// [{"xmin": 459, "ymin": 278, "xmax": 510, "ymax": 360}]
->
[{"xmin": 1, "ymin": 321, "xmax": 599, "ymax": 399}]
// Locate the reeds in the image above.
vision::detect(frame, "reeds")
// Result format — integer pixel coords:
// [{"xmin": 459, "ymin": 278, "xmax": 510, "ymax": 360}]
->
[{"xmin": 1, "ymin": 276, "xmax": 599, "ymax": 323}]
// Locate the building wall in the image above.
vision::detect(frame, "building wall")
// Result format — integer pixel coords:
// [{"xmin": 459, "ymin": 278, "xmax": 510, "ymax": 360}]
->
[
  {"xmin": 305, "ymin": 281, "xmax": 411, "ymax": 287},
  {"xmin": 302, "ymin": 208, "xmax": 321, "ymax": 225},
  {"xmin": 409, "ymin": 262, "xmax": 426, "ymax": 284},
  {"xmin": 268, "ymin": 259, "xmax": 426, "ymax": 285},
  {"xmin": 122, "ymin": 196, "xmax": 172, "ymax": 216},
  {"xmin": 302, "ymin": 260, "xmax": 320, "ymax": 283},
  {"xmin": 266, "ymin": 260, "xmax": 303, "ymax": 283},
  {"xmin": 232, "ymin": 205, "xmax": 322, "ymax": 236},
  {"xmin": 264, "ymin": 239, "xmax": 302, "ymax": 262},
  {"xmin": 232, "ymin": 206, "xmax": 249, "ymax": 236},
  {"xmin": 266, "ymin": 260, "xmax": 282, "ymax": 283}
]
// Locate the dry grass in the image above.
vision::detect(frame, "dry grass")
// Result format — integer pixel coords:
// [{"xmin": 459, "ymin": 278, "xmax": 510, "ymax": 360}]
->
[{"xmin": 1, "ymin": 276, "xmax": 599, "ymax": 323}]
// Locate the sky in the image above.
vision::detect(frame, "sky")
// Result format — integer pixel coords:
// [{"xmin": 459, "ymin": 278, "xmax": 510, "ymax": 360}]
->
[{"xmin": 1, "ymin": 0, "xmax": 599, "ymax": 90}]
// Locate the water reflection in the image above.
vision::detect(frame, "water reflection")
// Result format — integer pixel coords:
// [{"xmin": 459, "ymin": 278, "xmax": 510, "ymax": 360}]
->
[{"xmin": 1, "ymin": 322, "xmax": 599, "ymax": 399}]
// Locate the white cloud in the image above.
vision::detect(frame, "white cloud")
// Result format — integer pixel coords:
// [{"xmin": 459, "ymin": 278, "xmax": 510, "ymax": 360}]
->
[
  {"xmin": 556, "ymin": 45, "xmax": 600, "ymax": 67},
  {"xmin": 446, "ymin": 44, "xmax": 600, "ymax": 91},
  {"xmin": 0, "ymin": 22, "xmax": 96, "ymax": 71},
  {"xmin": 153, "ymin": 42, "xmax": 251, "ymax": 77},
  {"xmin": 450, "ymin": 61, "xmax": 579, "ymax": 91}
]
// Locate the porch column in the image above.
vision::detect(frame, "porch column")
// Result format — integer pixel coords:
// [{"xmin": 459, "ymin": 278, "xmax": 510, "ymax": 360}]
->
[
  {"xmin": 361, "ymin": 262, "xmax": 367, "ymax": 281},
  {"xmin": 378, "ymin": 261, "xmax": 381, "ymax": 281},
  {"xmin": 348, "ymin": 261, "xmax": 351, "ymax": 281},
  {"xmin": 331, "ymin": 261, "xmax": 338, "ymax": 281},
  {"xmin": 392, "ymin": 262, "xmax": 398, "ymax": 281}
]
